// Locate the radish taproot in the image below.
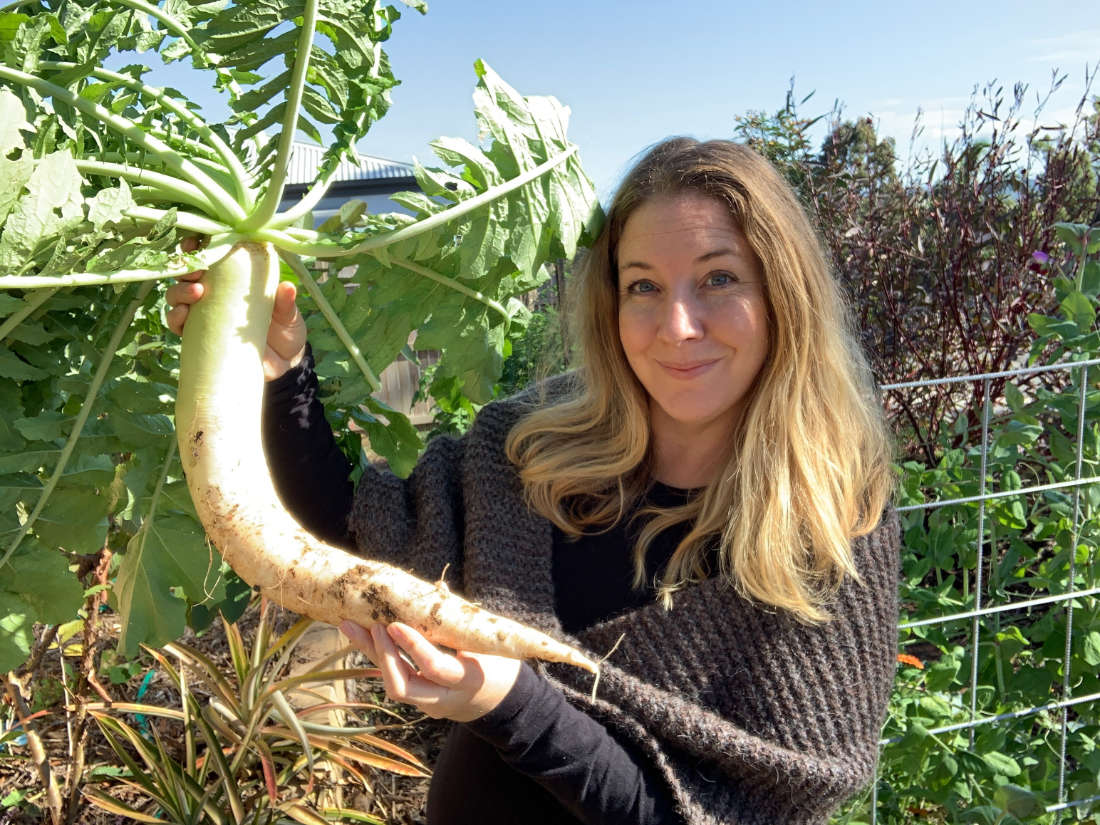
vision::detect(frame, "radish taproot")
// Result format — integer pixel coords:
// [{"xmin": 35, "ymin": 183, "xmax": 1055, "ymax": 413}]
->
[{"xmin": 175, "ymin": 241, "xmax": 598, "ymax": 673}]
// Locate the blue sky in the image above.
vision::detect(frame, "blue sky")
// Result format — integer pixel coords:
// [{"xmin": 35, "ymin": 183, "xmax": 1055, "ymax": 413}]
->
[{"xmin": 149, "ymin": 0, "xmax": 1099, "ymax": 199}]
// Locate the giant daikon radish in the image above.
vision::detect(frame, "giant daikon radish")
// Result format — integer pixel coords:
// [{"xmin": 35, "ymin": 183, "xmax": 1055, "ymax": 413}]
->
[{"xmin": 175, "ymin": 242, "xmax": 597, "ymax": 673}]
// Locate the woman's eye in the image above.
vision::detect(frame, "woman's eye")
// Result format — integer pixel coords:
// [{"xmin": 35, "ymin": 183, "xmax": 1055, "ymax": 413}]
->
[
  {"xmin": 625, "ymin": 280, "xmax": 657, "ymax": 295},
  {"xmin": 705, "ymin": 271, "xmax": 737, "ymax": 288}
]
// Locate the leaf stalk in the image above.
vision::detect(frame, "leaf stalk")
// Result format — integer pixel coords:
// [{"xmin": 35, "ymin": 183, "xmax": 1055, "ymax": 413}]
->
[
  {"xmin": 124, "ymin": 207, "xmax": 235, "ymax": 238},
  {"xmin": 75, "ymin": 160, "xmax": 215, "ymax": 214},
  {"xmin": 390, "ymin": 255, "xmax": 510, "ymax": 322},
  {"xmin": 278, "ymin": 250, "xmax": 381, "ymax": 392},
  {"xmin": 0, "ymin": 239, "xmax": 236, "ymax": 290},
  {"xmin": 269, "ymin": 145, "xmax": 579, "ymax": 258},
  {"xmin": 0, "ymin": 288, "xmax": 58, "ymax": 344},
  {"xmin": 239, "ymin": 0, "xmax": 320, "ymax": 232},
  {"xmin": 0, "ymin": 66, "xmax": 246, "ymax": 226},
  {"xmin": 39, "ymin": 61, "xmax": 254, "ymax": 207}
]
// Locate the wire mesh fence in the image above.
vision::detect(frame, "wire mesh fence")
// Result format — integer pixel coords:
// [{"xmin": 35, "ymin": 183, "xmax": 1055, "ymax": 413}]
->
[{"xmin": 868, "ymin": 358, "xmax": 1100, "ymax": 823}]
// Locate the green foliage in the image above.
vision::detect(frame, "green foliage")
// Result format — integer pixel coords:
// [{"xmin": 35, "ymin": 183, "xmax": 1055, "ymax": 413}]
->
[
  {"xmin": 84, "ymin": 601, "xmax": 425, "ymax": 823},
  {"xmin": 496, "ymin": 304, "xmax": 566, "ymax": 395},
  {"xmin": 421, "ymin": 266, "xmax": 570, "ymax": 439},
  {"xmin": 835, "ymin": 226, "xmax": 1100, "ymax": 823},
  {"xmin": 732, "ymin": 82, "xmax": 828, "ymax": 200},
  {"xmin": 0, "ymin": 0, "xmax": 601, "ymax": 668}
]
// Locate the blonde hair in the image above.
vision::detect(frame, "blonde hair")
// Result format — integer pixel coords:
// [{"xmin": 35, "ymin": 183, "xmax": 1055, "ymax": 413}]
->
[{"xmin": 505, "ymin": 138, "xmax": 894, "ymax": 623}]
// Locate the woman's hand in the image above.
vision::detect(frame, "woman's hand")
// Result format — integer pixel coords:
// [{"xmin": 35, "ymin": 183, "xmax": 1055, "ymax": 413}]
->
[
  {"xmin": 340, "ymin": 620, "xmax": 522, "ymax": 723},
  {"xmin": 165, "ymin": 270, "xmax": 308, "ymax": 382}
]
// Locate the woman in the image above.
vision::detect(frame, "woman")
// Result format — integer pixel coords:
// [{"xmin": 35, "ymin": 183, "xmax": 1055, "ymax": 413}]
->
[{"xmin": 167, "ymin": 138, "xmax": 900, "ymax": 825}]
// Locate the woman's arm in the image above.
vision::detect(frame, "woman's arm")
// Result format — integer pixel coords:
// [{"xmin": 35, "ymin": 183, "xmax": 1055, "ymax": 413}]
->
[
  {"xmin": 262, "ymin": 345, "xmax": 355, "ymax": 548},
  {"xmin": 464, "ymin": 663, "xmax": 675, "ymax": 824},
  {"xmin": 343, "ymin": 620, "xmax": 676, "ymax": 825}
]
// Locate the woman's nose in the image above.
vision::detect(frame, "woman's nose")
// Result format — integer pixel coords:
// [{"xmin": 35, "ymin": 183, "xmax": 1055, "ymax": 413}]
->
[{"xmin": 659, "ymin": 295, "xmax": 704, "ymax": 342}]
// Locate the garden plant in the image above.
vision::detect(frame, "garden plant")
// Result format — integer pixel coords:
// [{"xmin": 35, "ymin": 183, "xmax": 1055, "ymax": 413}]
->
[
  {"xmin": 852, "ymin": 222, "xmax": 1100, "ymax": 823},
  {"xmin": 0, "ymin": 0, "xmax": 600, "ymax": 669},
  {"xmin": 81, "ymin": 599, "xmax": 429, "ymax": 824},
  {"xmin": 0, "ymin": 0, "xmax": 599, "ymax": 819}
]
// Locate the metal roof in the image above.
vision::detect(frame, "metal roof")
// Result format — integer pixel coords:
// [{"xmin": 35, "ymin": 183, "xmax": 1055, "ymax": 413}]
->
[{"xmin": 285, "ymin": 141, "xmax": 415, "ymax": 187}]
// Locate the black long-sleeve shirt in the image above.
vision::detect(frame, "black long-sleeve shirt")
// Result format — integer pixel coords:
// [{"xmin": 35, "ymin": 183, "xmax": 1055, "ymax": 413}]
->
[{"xmin": 262, "ymin": 350, "xmax": 693, "ymax": 824}]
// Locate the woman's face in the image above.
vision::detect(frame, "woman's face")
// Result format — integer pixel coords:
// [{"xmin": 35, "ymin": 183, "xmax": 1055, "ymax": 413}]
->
[{"xmin": 616, "ymin": 193, "xmax": 770, "ymax": 441}]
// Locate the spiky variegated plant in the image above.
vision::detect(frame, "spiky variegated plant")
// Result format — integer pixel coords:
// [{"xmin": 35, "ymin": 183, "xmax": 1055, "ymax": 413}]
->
[{"xmin": 0, "ymin": 0, "xmax": 600, "ymax": 671}]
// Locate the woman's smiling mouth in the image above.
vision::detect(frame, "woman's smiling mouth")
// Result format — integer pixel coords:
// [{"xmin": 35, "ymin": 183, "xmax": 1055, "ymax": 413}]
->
[{"xmin": 655, "ymin": 358, "xmax": 722, "ymax": 378}]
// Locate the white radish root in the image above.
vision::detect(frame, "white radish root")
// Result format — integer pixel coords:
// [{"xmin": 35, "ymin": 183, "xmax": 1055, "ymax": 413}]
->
[{"xmin": 175, "ymin": 241, "xmax": 597, "ymax": 674}]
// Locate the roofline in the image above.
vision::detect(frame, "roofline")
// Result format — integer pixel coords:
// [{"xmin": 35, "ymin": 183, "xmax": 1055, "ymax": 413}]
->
[{"xmin": 281, "ymin": 175, "xmax": 417, "ymax": 198}]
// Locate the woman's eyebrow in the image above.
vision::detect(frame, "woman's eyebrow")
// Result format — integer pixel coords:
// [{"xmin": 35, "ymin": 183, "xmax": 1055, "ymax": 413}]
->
[
  {"xmin": 620, "ymin": 247, "xmax": 739, "ymax": 272},
  {"xmin": 695, "ymin": 248, "xmax": 738, "ymax": 263}
]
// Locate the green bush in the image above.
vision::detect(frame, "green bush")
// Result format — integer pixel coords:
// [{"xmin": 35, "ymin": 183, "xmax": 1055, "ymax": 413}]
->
[{"xmin": 839, "ymin": 224, "xmax": 1100, "ymax": 823}]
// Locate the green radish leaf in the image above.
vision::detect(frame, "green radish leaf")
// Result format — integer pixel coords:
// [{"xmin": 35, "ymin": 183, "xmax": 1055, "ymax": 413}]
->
[
  {"xmin": 0, "ymin": 546, "xmax": 83, "ymax": 670},
  {"xmin": 13, "ymin": 410, "xmax": 71, "ymax": 441},
  {"xmin": 87, "ymin": 181, "xmax": 136, "ymax": 229},
  {"xmin": 312, "ymin": 64, "xmax": 600, "ymax": 435},
  {"xmin": 0, "ymin": 473, "xmax": 39, "ymax": 510},
  {"xmin": 108, "ymin": 412, "xmax": 175, "ymax": 447},
  {"xmin": 114, "ymin": 512, "xmax": 225, "ymax": 656},
  {"xmin": 0, "ymin": 347, "xmax": 52, "ymax": 380},
  {"xmin": 0, "ymin": 87, "xmax": 30, "ymax": 153},
  {"xmin": 0, "ymin": 150, "xmax": 84, "ymax": 271},
  {"xmin": 0, "ymin": 545, "xmax": 83, "ymax": 623},
  {"xmin": 34, "ymin": 483, "xmax": 110, "ymax": 551},
  {"xmin": 0, "ymin": 593, "xmax": 35, "ymax": 671},
  {"xmin": 352, "ymin": 398, "xmax": 421, "ymax": 478}
]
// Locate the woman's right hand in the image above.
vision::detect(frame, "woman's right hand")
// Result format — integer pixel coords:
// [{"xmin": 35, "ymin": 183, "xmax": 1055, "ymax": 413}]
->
[{"xmin": 165, "ymin": 271, "xmax": 308, "ymax": 382}]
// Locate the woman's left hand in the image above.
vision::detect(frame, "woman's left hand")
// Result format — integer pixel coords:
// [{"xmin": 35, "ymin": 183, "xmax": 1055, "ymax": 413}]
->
[{"xmin": 339, "ymin": 620, "xmax": 521, "ymax": 722}]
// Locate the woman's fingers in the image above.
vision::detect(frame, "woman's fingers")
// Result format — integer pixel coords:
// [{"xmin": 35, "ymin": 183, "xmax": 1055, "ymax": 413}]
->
[
  {"xmin": 164, "ymin": 279, "xmax": 204, "ymax": 336},
  {"xmin": 164, "ymin": 269, "xmax": 206, "ymax": 336},
  {"xmin": 271, "ymin": 280, "xmax": 299, "ymax": 326},
  {"xmin": 165, "ymin": 303, "xmax": 188, "ymax": 337},
  {"xmin": 339, "ymin": 620, "xmax": 519, "ymax": 721},
  {"xmin": 165, "ymin": 272, "xmax": 304, "ymax": 382},
  {"xmin": 371, "ymin": 625, "xmax": 455, "ymax": 710},
  {"xmin": 266, "ymin": 281, "xmax": 308, "ymax": 368},
  {"xmin": 164, "ymin": 277, "xmax": 203, "ymax": 307},
  {"xmin": 339, "ymin": 620, "xmax": 380, "ymax": 665},
  {"xmin": 387, "ymin": 623, "xmax": 467, "ymax": 686}
]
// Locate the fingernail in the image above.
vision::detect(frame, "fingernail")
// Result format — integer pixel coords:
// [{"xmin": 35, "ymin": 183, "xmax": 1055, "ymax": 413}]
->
[{"xmin": 338, "ymin": 620, "xmax": 359, "ymax": 640}]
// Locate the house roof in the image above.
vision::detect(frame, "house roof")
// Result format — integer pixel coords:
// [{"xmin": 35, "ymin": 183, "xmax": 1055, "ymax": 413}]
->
[{"xmin": 285, "ymin": 141, "xmax": 415, "ymax": 187}]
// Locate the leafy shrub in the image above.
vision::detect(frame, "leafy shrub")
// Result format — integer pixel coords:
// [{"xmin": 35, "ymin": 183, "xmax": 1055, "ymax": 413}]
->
[{"xmin": 837, "ymin": 223, "xmax": 1100, "ymax": 823}]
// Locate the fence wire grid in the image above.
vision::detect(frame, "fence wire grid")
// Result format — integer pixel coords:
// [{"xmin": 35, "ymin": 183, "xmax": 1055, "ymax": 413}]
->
[{"xmin": 869, "ymin": 358, "xmax": 1100, "ymax": 822}]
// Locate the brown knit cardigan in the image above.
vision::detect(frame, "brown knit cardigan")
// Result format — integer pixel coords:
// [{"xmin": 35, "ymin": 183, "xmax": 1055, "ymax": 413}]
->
[{"xmin": 348, "ymin": 388, "xmax": 901, "ymax": 825}]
